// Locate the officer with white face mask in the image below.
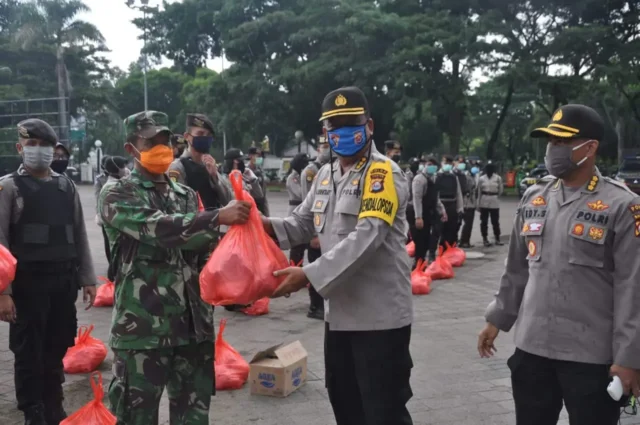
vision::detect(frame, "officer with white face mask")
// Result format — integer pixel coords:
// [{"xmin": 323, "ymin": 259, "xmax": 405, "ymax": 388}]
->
[
  {"xmin": 478, "ymin": 104, "xmax": 640, "ymax": 425},
  {"xmin": 0, "ymin": 119, "xmax": 96, "ymax": 425}
]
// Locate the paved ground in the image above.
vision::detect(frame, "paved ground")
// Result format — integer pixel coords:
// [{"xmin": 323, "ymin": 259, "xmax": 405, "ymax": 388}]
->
[{"xmin": 0, "ymin": 186, "xmax": 637, "ymax": 424}]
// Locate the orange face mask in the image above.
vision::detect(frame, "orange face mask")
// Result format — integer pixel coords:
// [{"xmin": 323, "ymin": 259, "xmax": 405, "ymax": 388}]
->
[{"xmin": 134, "ymin": 144, "xmax": 174, "ymax": 174}]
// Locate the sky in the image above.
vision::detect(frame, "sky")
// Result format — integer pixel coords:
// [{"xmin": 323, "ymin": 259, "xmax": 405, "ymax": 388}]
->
[{"xmin": 77, "ymin": 0, "xmax": 224, "ymax": 72}]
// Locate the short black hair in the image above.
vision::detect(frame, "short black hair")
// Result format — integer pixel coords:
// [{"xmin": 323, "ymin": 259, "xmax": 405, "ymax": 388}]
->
[
  {"xmin": 442, "ymin": 155, "xmax": 454, "ymax": 163},
  {"xmin": 426, "ymin": 156, "xmax": 438, "ymax": 165}
]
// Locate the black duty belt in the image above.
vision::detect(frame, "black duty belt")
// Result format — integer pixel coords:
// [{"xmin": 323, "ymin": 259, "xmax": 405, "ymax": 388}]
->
[
  {"xmin": 440, "ymin": 198, "xmax": 456, "ymax": 203},
  {"xmin": 289, "ymin": 200, "xmax": 302, "ymax": 206},
  {"xmin": 482, "ymin": 191, "xmax": 498, "ymax": 195},
  {"xmin": 17, "ymin": 260, "xmax": 77, "ymax": 274}
]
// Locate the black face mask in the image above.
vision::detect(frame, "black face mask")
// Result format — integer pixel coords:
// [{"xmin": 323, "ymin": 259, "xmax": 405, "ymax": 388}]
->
[
  {"xmin": 174, "ymin": 146, "xmax": 186, "ymax": 159},
  {"xmin": 409, "ymin": 164, "xmax": 419, "ymax": 174},
  {"xmin": 51, "ymin": 159, "xmax": 69, "ymax": 174},
  {"xmin": 391, "ymin": 154, "xmax": 401, "ymax": 163}
]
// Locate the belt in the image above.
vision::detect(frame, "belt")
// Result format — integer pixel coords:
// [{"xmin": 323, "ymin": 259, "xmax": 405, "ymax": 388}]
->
[
  {"xmin": 482, "ymin": 191, "xmax": 498, "ymax": 195},
  {"xmin": 440, "ymin": 198, "xmax": 456, "ymax": 203},
  {"xmin": 289, "ymin": 200, "xmax": 302, "ymax": 206},
  {"xmin": 17, "ymin": 260, "xmax": 77, "ymax": 273}
]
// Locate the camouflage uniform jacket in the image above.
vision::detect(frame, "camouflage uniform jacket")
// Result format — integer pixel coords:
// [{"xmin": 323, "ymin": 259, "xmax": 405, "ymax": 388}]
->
[{"xmin": 99, "ymin": 169, "xmax": 220, "ymax": 350}]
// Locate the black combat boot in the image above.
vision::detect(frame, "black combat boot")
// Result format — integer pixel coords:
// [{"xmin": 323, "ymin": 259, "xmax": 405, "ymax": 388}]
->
[
  {"xmin": 483, "ymin": 238, "xmax": 492, "ymax": 247},
  {"xmin": 494, "ymin": 236, "xmax": 504, "ymax": 246},
  {"xmin": 44, "ymin": 401, "xmax": 67, "ymax": 425},
  {"xmin": 459, "ymin": 242, "xmax": 474, "ymax": 249},
  {"xmin": 24, "ymin": 404, "xmax": 48, "ymax": 425}
]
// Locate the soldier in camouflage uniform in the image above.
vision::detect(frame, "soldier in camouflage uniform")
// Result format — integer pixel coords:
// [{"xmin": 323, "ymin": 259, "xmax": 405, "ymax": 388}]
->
[{"xmin": 99, "ymin": 111, "xmax": 251, "ymax": 425}]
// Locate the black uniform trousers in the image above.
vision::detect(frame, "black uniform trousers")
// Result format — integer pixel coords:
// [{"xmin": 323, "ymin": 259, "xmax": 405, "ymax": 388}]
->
[
  {"xmin": 289, "ymin": 244, "xmax": 323, "ymax": 310},
  {"xmin": 325, "ymin": 323, "xmax": 413, "ymax": 425},
  {"xmin": 479, "ymin": 208, "xmax": 501, "ymax": 239},
  {"xmin": 440, "ymin": 201, "xmax": 459, "ymax": 248},
  {"xmin": 101, "ymin": 225, "xmax": 115, "ymax": 282},
  {"xmin": 509, "ymin": 349, "xmax": 623, "ymax": 425},
  {"xmin": 408, "ymin": 207, "xmax": 440, "ymax": 261},
  {"xmin": 459, "ymin": 208, "xmax": 476, "ymax": 244},
  {"xmin": 10, "ymin": 263, "xmax": 78, "ymax": 411}
]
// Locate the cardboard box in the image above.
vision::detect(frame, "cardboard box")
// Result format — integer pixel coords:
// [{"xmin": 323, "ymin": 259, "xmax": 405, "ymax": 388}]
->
[{"xmin": 249, "ymin": 341, "xmax": 308, "ymax": 397}]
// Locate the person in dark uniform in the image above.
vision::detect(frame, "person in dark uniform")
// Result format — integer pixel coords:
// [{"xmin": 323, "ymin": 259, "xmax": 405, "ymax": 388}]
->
[
  {"xmin": 0, "ymin": 119, "xmax": 96, "ymax": 425},
  {"xmin": 168, "ymin": 114, "xmax": 231, "ymax": 210},
  {"xmin": 170, "ymin": 134, "xmax": 187, "ymax": 159},
  {"xmin": 405, "ymin": 157, "xmax": 420, "ymax": 243},
  {"xmin": 51, "ymin": 143, "xmax": 70, "ymax": 175},
  {"xmin": 384, "ymin": 140, "xmax": 402, "ymax": 163},
  {"xmin": 479, "ymin": 104, "xmax": 640, "ymax": 425},
  {"xmin": 412, "ymin": 157, "xmax": 445, "ymax": 263},
  {"xmin": 248, "ymin": 146, "xmax": 269, "ymax": 216},
  {"xmin": 436, "ymin": 155, "xmax": 463, "ymax": 249}
]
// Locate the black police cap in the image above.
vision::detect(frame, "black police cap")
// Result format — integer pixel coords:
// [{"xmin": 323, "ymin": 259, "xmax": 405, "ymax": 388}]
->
[
  {"xmin": 224, "ymin": 148, "xmax": 245, "ymax": 161},
  {"xmin": 319, "ymin": 86, "xmax": 369, "ymax": 122},
  {"xmin": 384, "ymin": 140, "xmax": 402, "ymax": 151},
  {"xmin": 408, "ymin": 157, "xmax": 420, "ymax": 165},
  {"xmin": 531, "ymin": 104, "xmax": 604, "ymax": 141},
  {"xmin": 17, "ymin": 118, "xmax": 58, "ymax": 146},
  {"xmin": 247, "ymin": 147, "xmax": 259, "ymax": 155},
  {"xmin": 55, "ymin": 143, "xmax": 70, "ymax": 157},
  {"xmin": 186, "ymin": 113, "xmax": 215, "ymax": 135}
]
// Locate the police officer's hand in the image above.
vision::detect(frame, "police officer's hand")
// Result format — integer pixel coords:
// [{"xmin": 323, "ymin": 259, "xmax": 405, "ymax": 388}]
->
[
  {"xmin": 0, "ymin": 295, "xmax": 16, "ymax": 323},
  {"xmin": 610, "ymin": 365, "xmax": 640, "ymax": 397},
  {"xmin": 83, "ymin": 286, "xmax": 97, "ymax": 310},
  {"xmin": 219, "ymin": 200, "xmax": 252, "ymax": 225},
  {"xmin": 271, "ymin": 267, "xmax": 308, "ymax": 298},
  {"xmin": 478, "ymin": 322, "xmax": 500, "ymax": 358},
  {"xmin": 310, "ymin": 237, "xmax": 320, "ymax": 249},
  {"xmin": 415, "ymin": 218, "xmax": 424, "ymax": 230}
]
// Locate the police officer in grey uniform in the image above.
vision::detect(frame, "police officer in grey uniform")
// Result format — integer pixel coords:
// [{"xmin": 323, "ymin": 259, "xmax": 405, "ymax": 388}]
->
[
  {"xmin": 168, "ymin": 114, "xmax": 231, "ymax": 210},
  {"xmin": 458, "ymin": 156, "xmax": 478, "ymax": 248},
  {"xmin": 263, "ymin": 87, "xmax": 414, "ymax": 425},
  {"xmin": 476, "ymin": 163, "xmax": 504, "ymax": 246},
  {"xmin": 436, "ymin": 155, "xmax": 463, "ymax": 248},
  {"xmin": 0, "ymin": 119, "xmax": 96, "ymax": 425},
  {"xmin": 412, "ymin": 157, "xmax": 446, "ymax": 263},
  {"xmin": 405, "ymin": 158, "xmax": 419, "ymax": 242},
  {"xmin": 478, "ymin": 104, "xmax": 640, "ymax": 425},
  {"xmin": 299, "ymin": 136, "xmax": 330, "ymax": 319},
  {"xmin": 286, "ymin": 152, "xmax": 310, "ymax": 270}
]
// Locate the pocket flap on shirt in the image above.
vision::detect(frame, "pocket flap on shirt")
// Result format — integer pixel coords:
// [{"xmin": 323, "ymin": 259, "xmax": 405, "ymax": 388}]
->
[{"xmin": 334, "ymin": 197, "xmax": 361, "ymax": 216}]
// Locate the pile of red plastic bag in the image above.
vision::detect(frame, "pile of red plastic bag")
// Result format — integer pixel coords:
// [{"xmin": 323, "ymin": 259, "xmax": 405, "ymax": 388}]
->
[
  {"xmin": 214, "ymin": 319, "xmax": 250, "ymax": 391},
  {"xmin": 63, "ymin": 325, "xmax": 108, "ymax": 374},
  {"xmin": 93, "ymin": 277, "xmax": 114, "ymax": 307},
  {"xmin": 61, "ymin": 372, "xmax": 115, "ymax": 425}
]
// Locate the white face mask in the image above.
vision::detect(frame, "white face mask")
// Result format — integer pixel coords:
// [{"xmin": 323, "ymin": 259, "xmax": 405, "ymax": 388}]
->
[{"xmin": 22, "ymin": 146, "xmax": 54, "ymax": 171}]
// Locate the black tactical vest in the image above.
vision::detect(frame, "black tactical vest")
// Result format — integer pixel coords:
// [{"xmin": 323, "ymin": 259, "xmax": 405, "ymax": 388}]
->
[
  {"xmin": 455, "ymin": 170, "xmax": 469, "ymax": 195},
  {"xmin": 436, "ymin": 173, "xmax": 458, "ymax": 200},
  {"xmin": 10, "ymin": 174, "xmax": 77, "ymax": 263},
  {"xmin": 422, "ymin": 176, "xmax": 439, "ymax": 213},
  {"xmin": 180, "ymin": 157, "xmax": 219, "ymax": 210}
]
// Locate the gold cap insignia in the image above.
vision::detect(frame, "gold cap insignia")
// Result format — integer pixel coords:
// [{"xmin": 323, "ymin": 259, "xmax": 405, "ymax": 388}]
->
[
  {"xmin": 335, "ymin": 94, "xmax": 347, "ymax": 107},
  {"xmin": 193, "ymin": 117, "xmax": 204, "ymax": 127},
  {"xmin": 18, "ymin": 126, "xmax": 29, "ymax": 138},
  {"xmin": 552, "ymin": 109, "xmax": 563, "ymax": 122}
]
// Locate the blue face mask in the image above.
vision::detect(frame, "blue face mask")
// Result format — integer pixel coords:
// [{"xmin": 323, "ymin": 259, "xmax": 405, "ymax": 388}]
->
[
  {"xmin": 426, "ymin": 165, "xmax": 438, "ymax": 175},
  {"xmin": 457, "ymin": 163, "xmax": 466, "ymax": 171},
  {"xmin": 191, "ymin": 136, "xmax": 214, "ymax": 154},
  {"xmin": 442, "ymin": 164, "xmax": 453, "ymax": 172},
  {"xmin": 471, "ymin": 166, "xmax": 479, "ymax": 175},
  {"xmin": 327, "ymin": 125, "xmax": 368, "ymax": 157}
]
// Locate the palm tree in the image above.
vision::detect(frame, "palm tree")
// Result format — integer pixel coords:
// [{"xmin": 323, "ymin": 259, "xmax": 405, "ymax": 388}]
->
[{"xmin": 15, "ymin": 0, "xmax": 105, "ymax": 143}]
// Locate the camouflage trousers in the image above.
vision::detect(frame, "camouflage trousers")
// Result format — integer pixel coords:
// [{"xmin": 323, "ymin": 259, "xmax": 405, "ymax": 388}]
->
[{"xmin": 109, "ymin": 341, "xmax": 214, "ymax": 425}]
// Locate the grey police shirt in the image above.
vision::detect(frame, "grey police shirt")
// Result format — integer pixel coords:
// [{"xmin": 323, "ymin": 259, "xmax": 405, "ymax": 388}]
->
[
  {"xmin": 0, "ymin": 165, "xmax": 96, "ymax": 295},
  {"xmin": 477, "ymin": 174, "xmax": 503, "ymax": 209},
  {"xmin": 286, "ymin": 170, "xmax": 303, "ymax": 215},
  {"xmin": 270, "ymin": 147, "xmax": 413, "ymax": 331},
  {"xmin": 485, "ymin": 170, "xmax": 640, "ymax": 368}
]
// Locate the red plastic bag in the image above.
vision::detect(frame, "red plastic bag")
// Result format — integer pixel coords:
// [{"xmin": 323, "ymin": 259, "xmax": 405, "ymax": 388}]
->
[
  {"xmin": 93, "ymin": 277, "xmax": 114, "ymax": 307},
  {"xmin": 61, "ymin": 372, "xmax": 116, "ymax": 425},
  {"xmin": 406, "ymin": 241, "xmax": 415, "ymax": 258},
  {"xmin": 426, "ymin": 247, "xmax": 455, "ymax": 280},
  {"xmin": 442, "ymin": 242, "xmax": 466, "ymax": 267},
  {"xmin": 241, "ymin": 297, "xmax": 270, "ymax": 316},
  {"xmin": 200, "ymin": 170, "xmax": 289, "ymax": 306},
  {"xmin": 0, "ymin": 243, "xmax": 17, "ymax": 293},
  {"xmin": 215, "ymin": 319, "xmax": 250, "ymax": 390},
  {"xmin": 63, "ymin": 325, "xmax": 108, "ymax": 374},
  {"xmin": 197, "ymin": 193, "xmax": 205, "ymax": 212},
  {"xmin": 411, "ymin": 259, "xmax": 432, "ymax": 295}
]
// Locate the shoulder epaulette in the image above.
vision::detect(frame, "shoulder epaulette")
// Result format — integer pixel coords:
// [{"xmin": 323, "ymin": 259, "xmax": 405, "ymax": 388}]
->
[
  {"xmin": 536, "ymin": 175, "xmax": 556, "ymax": 185},
  {"xmin": 604, "ymin": 176, "xmax": 637, "ymax": 196}
]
